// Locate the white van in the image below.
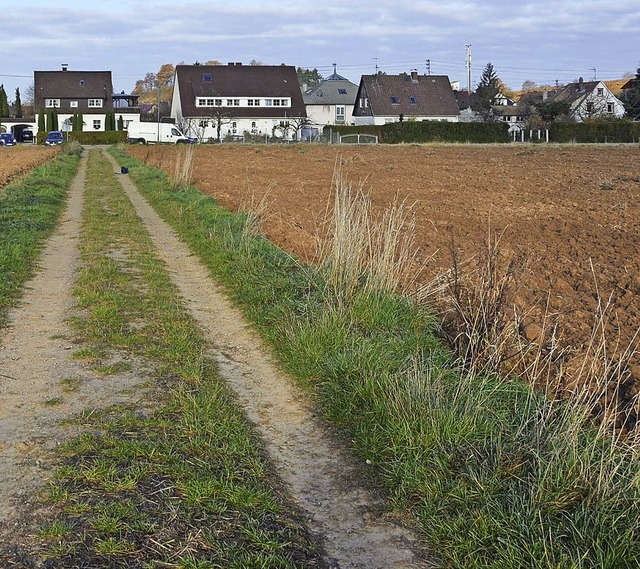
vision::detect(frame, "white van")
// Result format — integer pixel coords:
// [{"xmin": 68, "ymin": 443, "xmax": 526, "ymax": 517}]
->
[{"xmin": 126, "ymin": 122, "xmax": 190, "ymax": 144}]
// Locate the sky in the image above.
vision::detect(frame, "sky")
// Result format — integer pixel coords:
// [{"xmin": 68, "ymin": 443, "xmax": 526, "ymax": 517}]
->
[{"xmin": 1, "ymin": 0, "xmax": 639, "ymax": 101}]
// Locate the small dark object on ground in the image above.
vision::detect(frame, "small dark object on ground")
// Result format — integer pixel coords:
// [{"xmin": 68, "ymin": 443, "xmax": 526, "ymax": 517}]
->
[{"xmin": 121, "ymin": 166, "xmax": 129, "ymax": 174}]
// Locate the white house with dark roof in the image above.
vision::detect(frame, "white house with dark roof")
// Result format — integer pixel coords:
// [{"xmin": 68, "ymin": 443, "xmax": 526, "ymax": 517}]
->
[
  {"xmin": 170, "ymin": 63, "xmax": 307, "ymax": 141},
  {"xmin": 34, "ymin": 65, "xmax": 139, "ymax": 132},
  {"xmin": 353, "ymin": 71, "xmax": 460, "ymax": 125},
  {"xmin": 302, "ymin": 66, "xmax": 358, "ymax": 126},
  {"xmin": 551, "ymin": 78, "xmax": 625, "ymax": 121}
]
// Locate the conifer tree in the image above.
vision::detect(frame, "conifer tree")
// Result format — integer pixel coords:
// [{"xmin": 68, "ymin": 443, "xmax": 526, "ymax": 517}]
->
[
  {"xmin": 14, "ymin": 88, "xmax": 22, "ymax": 118},
  {"xmin": 0, "ymin": 84, "xmax": 9, "ymax": 117}
]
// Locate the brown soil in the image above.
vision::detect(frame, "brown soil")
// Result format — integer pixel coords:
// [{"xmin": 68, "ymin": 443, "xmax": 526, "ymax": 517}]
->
[
  {"xmin": 128, "ymin": 143, "xmax": 640, "ymax": 402},
  {"xmin": 0, "ymin": 146, "xmax": 60, "ymax": 186}
]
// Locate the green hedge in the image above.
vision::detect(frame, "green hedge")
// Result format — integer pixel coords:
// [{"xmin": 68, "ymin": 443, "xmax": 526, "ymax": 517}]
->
[
  {"xmin": 36, "ymin": 131, "xmax": 127, "ymax": 145},
  {"xmin": 550, "ymin": 121, "xmax": 640, "ymax": 143},
  {"xmin": 382, "ymin": 121, "xmax": 510, "ymax": 143},
  {"xmin": 323, "ymin": 122, "xmax": 510, "ymax": 144}
]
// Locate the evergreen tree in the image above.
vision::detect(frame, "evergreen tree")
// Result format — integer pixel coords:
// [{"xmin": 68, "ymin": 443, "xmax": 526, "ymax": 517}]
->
[
  {"xmin": 117, "ymin": 115, "xmax": 124, "ymax": 131},
  {"xmin": 52, "ymin": 108, "xmax": 59, "ymax": 131},
  {"xmin": 73, "ymin": 112, "xmax": 83, "ymax": 132},
  {"xmin": 14, "ymin": 88, "xmax": 22, "ymax": 118},
  {"xmin": 471, "ymin": 63, "xmax": 501, "ymax": 119},
  {"xmin": 620, "ymin": 67, "xmax": 640, "ymax": 120},
  {"xmin": 38, "ymin": 108, "xmax": 46, "ymax": 132},
  {"xmin": 296, "ymin": 67, "xmax": 323, "ymax": 89},
  {"xmin": 0, "ymin": 84, "xmax": 9, "ymax": 117}
]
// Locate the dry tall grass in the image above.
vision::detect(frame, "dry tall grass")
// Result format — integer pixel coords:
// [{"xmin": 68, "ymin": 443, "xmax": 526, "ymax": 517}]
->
[
  {"xmin": 320, "ymin": 162, "xmax": 420, "ymax": 303},
  {"xmin": 172, "ymin": 144, "xmax": 195, "ymax": 188}
]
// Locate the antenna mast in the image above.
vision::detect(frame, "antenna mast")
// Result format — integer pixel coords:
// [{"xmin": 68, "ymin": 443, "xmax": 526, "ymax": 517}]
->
[{"xmin": 465, "ymin": 44, "xmax": 472, "ymax": 92}]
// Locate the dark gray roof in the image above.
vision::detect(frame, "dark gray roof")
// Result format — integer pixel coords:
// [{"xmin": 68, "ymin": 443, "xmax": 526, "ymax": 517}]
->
[
  {"xmin": 175, "ymin": 64, "xmax": 306, "ymax": 118},
  {"xmin": 553, "ymin": 80, "xmax": 600, "ymax": 105},
  {"xmin": 302, "ymin": 75, "xmax": 358, "ymax": 106},
  {"xmin": 34, "ymin": 70, "xmax": 113, "ymax": 113},
  {"xmin": 354, "ymin": 73, "xmax": 459, "ymax": 118}
]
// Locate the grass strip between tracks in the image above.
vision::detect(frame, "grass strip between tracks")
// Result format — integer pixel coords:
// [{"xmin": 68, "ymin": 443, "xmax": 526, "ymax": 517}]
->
[
  {"xmin": 0, "ymin": 145, "xmax": 80, "ymax": 327},
  {"xmin": 6, "ymin": 150, "xmax": 323, "ymax": 568},
  {"xmin": 108, "ymin": 145, "xmax": 640, "ymax": 569}
]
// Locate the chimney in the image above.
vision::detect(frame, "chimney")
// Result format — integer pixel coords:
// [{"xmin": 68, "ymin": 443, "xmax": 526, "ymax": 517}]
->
[
  {"xmin": 61, "ymin": 63, "xmax": 68, "ymax": 72},
  {"xmin": 578, "ymin": 77, "xmax": 584, "ymax": 90},
  {"xmin": 411, "ymin": 69, "xmax": 419, "ymax": 83}
]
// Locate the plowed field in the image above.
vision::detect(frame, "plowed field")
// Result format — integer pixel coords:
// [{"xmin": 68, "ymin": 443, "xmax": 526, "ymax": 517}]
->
[
  {"xmin": 127, "ymin": 143, "xmax": 640, "ymax": 401},
  {"xmin": 0, "ymin": 146, "xmax": 60, "ymax": 187}
]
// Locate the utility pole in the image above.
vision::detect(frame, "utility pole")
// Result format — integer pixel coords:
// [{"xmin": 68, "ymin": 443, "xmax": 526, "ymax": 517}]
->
[
  {"xmin": 426, "ymin": 59, "xmax": 431, "ymax": 75},
  {"xmin": 465, "ymin": 44, "xmax": 472, "ymax": 92},
  {"xmin": 590, "ymin": 67, "xmax": 597, "ymax": 81},
  {"xmin": 374, "ymin": 57, "xmax": 379, "ymax": 74}
]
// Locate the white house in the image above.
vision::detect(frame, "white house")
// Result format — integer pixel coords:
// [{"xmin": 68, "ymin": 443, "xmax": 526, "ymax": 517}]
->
[
  {"xmin": 171, "ymin": 63, "xmax": 307, "ymax": 141},
  {"xmin": 302, "ymin": 67, "xmax": 358, "ymax": 127},
  {"xmin": 34, "ymin": 65, "xmax": 139, "ymax": 133},
  {"xmin": 552, "ymin": 78, "xmax": 626, "ymax": 121},
  {"xmin": 353, "ymin": 71, "xmax": 460, "ymax": 125}
]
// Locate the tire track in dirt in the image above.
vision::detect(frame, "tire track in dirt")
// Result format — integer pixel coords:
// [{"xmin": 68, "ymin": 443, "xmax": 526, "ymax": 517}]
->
[
  {"xmin": 0, "ymin": 151, "xmax": 148, "ymax": 536},
  {"xmin": 104, "ymin": 150, "xmax": 435, "ymax": 569}
]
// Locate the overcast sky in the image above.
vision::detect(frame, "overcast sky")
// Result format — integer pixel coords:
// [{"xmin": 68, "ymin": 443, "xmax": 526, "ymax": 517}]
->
[{"xmin": 1, "ymin": 0, "xmax": 639, "ymax": 100}]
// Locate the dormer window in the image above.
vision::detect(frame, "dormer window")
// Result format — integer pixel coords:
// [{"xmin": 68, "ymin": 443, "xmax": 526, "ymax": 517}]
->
[
  {"xmin": 338, "ymin": 88, "xmax": 347, "ymax": 94},
  {"xmin": 409, "ymin": 97, "xmax": 417, "ymax": 104},
  {"xmin": 79, "ymin": 80, "xmax": 85, "ymax": 87},
  {"xmin": 390, "ymin": 96, "xmax": 399, "ymax": 104},
  {"xmin": 202, "ymin": 74, "xmax": 213, "ymax": 82}
]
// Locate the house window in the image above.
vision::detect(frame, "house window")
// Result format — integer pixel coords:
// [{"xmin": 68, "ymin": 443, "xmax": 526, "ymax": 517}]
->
[
  {"xmin": 251, "ymin": 121, "xmax": 257, "ymax": 134},
  {"xmin": 202, "ymin": 74, "xmax": 213, "ymax": 82},
  {"xmin": 586, "ymin": 102, "xmax": 594, "ymax": 114},
  {"xmin": 45, "ymin": 99, "xmax": 60, "ymax": 108},
  {"xmin": 247, "ymin": 99, "xmax": 260, "ymax": 106},
  {"xmin": 336, "ymin": 105, "xmax": 346, "ymax": 123},
  {"xmin": 607, "ymin": 102, "xmax": 614, "ymax": 113},
  {"xmin": 409, "ymin": 97, "xmax": 417, "ymax": 104},
  {"xmin": 338, "ymin": 88, "xmax": 347, "ymax": 94},
  {"xmin": 265, "ymin": 99, "xmax": 273, "ymax": 106},
  {"xmin": 231, "ymin": 121, "xmax": 237, "ymax": 134},
  {"xmin": 93, "ymin": 119, "xmax": 101, "ymax": 130},
  {"xmin": 597, "ymin": 88, "xmax": 604, "ymax": 96},
  {"xmin": 88, "ymin": 99, "xmax": 103, "ymax": 108},
  {"xmin": 70, "ymin": 100, "xmax": 78, "ymax": 108},
  {"xmin": 79, "ymin": 80, "xmax": 85, "ymax": 87},
  {"xmin": 390, "ymin": 96, "xmax": 399, "ymax": 104},
  {"xmin": 215, "ymin": 99, "xmax": 222, "ymax": 106},
  {"xmin": 198, "ymin": 120, "xmax": 209, "ymax": 127}
]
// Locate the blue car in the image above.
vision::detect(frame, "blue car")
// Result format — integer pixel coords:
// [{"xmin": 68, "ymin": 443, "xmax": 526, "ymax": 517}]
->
[
  {"xmin": 0, "ymin": 132, "xmax": 17, "ymax": 146},
  {"xmin": 45, "ymin": 131, "xmax": 64, "ymax": 146}
]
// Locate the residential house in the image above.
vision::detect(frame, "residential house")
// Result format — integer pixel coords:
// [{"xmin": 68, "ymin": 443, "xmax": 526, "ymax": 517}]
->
[
  {"xmin": 170, "ymin": 63, "xmax": 307, "ymax": 141},
  {"xmin": 34, "ymin": 65, "xmax": 139, "ymax": 132},
  {"xmin": 302, "ymin": 66, "xmax": 358, "ymax": 127},
  {"xmin": 353, "ymin": 71, "xmax": 459, "ymax": 125},
  {"xmin": 551, "ymin": 78, "xmax": 625, "ymax": 121}
]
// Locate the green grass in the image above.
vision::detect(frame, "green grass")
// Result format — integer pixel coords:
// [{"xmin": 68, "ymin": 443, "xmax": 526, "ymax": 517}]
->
[
  {"xmin": 0, "ymin": 146, "xmax": 81, "ymax": 327},
  {"xmin": 1, "ymin": 150, "xmax": 322, "ymax": 568},
  {"xmin": 107, "ymin": 145, "xmax": 640, "ymax": 569}
]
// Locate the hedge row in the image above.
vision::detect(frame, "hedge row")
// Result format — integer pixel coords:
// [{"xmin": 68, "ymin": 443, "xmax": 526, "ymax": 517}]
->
[
  {"xmin": 35, "ymin": 131, "xmax": 127, "ymax": 145},
  {"xmin": 550, "ymin": 122, "xmax": 640, "ymax": 143},
  {"xmin": 323, "ymin": 122, "xmax": 510, "ymax": 144}
]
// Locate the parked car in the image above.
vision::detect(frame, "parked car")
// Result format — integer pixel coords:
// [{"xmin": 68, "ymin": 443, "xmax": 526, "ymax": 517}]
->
[
  {"xmin": 0, "ymin": 132, "xmax": 17, "ymax": 146},
  {"xmin": 20, "ymin": 130, "xmax": 34, "ymax": 143},
  {"xmin": 44, "ymin": 131, "xmax": 64, "ymax": 146}
]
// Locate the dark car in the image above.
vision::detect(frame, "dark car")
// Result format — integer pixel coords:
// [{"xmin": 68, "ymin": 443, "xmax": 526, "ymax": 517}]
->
[
  {"xmin": 20, "ymin": 130, "xmax": 34, "ymax": 143},
  {"xmin": 0, "ymin": 132, "xmax": 17, "ymax": 146},
  {"xmin": 45, "ymin": 131, "xmax": 64, "ymax": 146}
]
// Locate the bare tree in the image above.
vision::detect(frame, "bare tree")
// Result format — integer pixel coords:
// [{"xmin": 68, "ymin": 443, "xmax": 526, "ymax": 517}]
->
[{"xmin": 209, "ymin": 107, "xmax": 236, "ymax": 142}]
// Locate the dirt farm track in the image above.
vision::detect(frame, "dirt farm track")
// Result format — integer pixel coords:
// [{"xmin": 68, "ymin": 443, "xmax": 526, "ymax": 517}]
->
[{"xmin": 127, "ymin": 143, "xmax": 640, "ymax": 399}]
